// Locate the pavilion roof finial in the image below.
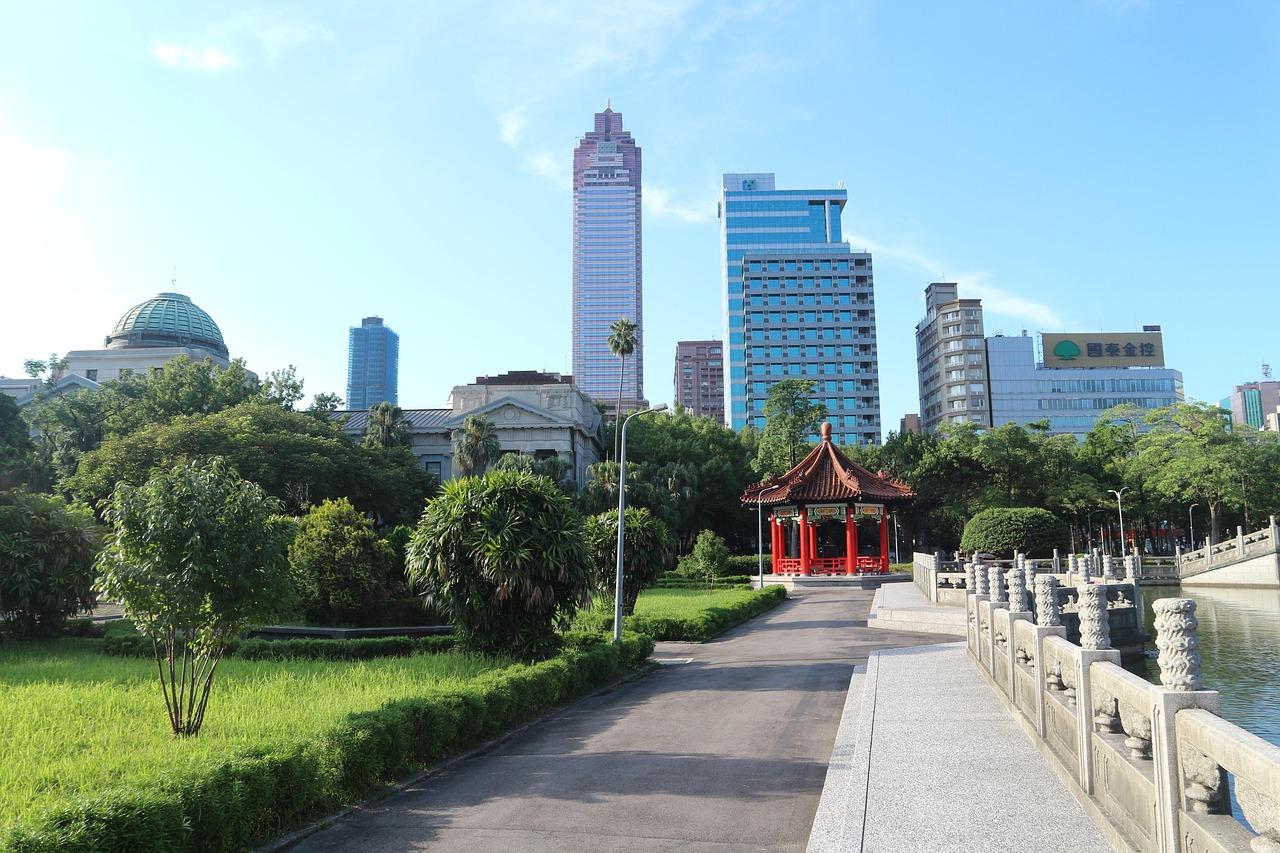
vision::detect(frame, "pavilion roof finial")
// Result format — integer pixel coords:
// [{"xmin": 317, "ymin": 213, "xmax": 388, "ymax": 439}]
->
[{"xmin": 820, "ymin": 421, "xmax": 832, "ymax": 443}]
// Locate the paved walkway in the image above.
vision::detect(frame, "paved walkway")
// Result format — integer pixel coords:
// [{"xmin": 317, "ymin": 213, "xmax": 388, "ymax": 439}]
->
[{"xmin": 275, "ymin": 583, "xmax": 1112, "ymax": 852}]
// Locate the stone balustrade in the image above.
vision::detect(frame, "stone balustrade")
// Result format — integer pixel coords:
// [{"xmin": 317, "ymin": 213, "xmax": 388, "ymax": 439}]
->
[{"xmin": 965, "ymin": 580, "xmax": 1280, "ymax": 852}]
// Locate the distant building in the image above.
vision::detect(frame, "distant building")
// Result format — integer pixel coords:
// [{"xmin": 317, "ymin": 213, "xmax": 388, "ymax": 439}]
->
[
  {"xmin": 987, "ymin": 330, "xmax": 1183, "ymax": 439},
  {"xmin": 674, "ymin": 340, "xmax": 725, "ymax": 422},
  {"xmin": 1221, "ymin": 381, "xmax": 1280, "ymax": 430},
  {"xmin": 914, "ymin": 282, "xmax": 991, "ymax": 433},
  {"xmin": 337, "ymin": 371, "xmax": 604, "ymax": 486},
  {"xmin": 572, "ymin": 106, "xmax": 645, "ymax": 415},
  {"xmin": 899, "ymin": 413, "xmax": 921, "ymax": 435},
  {"xmin": 346, "ymin": 316, "xmax": 399, "ymax": 411},
  {"xmin": 721, "ymin": 172, "xmax": 881, "ymax": 446}
]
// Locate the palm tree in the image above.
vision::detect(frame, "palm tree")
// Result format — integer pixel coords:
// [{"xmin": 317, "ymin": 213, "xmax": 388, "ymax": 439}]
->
[
  {"xmin": 452, "ymin": 414, "xmax": 501, "ymax": 478},
  {"xmin": 608, "ymin": 317, "xmax": 638, "ymax": 459},
  {"xmin": 363, "ymin": 401, "xmax": 410, "ymax": 448}
]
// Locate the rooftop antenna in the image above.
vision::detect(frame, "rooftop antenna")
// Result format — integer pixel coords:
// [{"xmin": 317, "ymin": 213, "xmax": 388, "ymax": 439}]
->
[
  {"xmin": 1264, "ymin": 363, "xmax": 1273, "ymax": 380},
  {"xmin": 171, "ymin": 267, "xmax": 178, "ymax": 290}
]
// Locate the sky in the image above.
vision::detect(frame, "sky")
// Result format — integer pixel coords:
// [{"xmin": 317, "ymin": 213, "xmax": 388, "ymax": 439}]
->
[{"xmin": 2, "ymin": 1, "xmax": 1278, "ymax": 439}]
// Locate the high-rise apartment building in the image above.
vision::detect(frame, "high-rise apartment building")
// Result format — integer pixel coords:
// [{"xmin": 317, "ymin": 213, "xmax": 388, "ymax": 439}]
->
[
  {"xmin": 572, "ymin": 106, "xmax": 645, "ymax": 415},
  {"xmin": 720, "ymin": 173, "xmax": 881, "ymax": 446},
  {"xmin": 1221, "ymin": 381, "xmax": 1280, "ymax": 430},
  {"xmin": 674, "ymin": 340, "xmax": 725, "ymax": 422},
  {"xmin": 346, "ymin": 316, "xmax": 398, "ymax": 411},
  {"xmin": 915, "ymin": 282, "xmax": 991, "ymax": 432}
]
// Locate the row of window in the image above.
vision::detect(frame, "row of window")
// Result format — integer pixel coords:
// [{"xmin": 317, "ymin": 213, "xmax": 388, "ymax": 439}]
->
[
  {"xmin": 1038, "ymin": 397, "xmax": 1178, "ymax": 410},
  {"xmin": 1036, "ymin": 378, "xmax": 1179, "ymax": 393},
  {"xmin": 747, "ymin": 311, "xmax": 867, "ymax": 324},
  {"xmin": 749, "ymin": 363, "xmax": 875, "ymax": 377},
  {"xmin": 743, "ymin": 277, "xmax": 871, "ymax": 291},
  {"xmin": 750, "ymin": 344, "xmax": 866, "ymax": 358},
  {"xmin": 743, "ymin": 258, "xmax": 868, "ymax": 272},
  {"xmin": 749, "ymin": 328, "xmax": 873, "ymax": 342}
]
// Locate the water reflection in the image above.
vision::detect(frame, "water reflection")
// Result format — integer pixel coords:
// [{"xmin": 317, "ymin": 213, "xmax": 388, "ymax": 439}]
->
[{"xmin": 1139, "ymin": 584, "xmax": 1280, "ymax": 748}]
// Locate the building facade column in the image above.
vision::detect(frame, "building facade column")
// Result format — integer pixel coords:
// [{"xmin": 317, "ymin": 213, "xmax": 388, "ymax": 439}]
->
[
  {"xmin": 879, "ymin": 509, "xmax": 890, "ymax": 573},
  {"xmin": 799, "ymin": 508, "xmax": 811, "ymax": 575},
  {"xmin": 845, "ymin": 511, "xmax": 856, "ymax": 574}
]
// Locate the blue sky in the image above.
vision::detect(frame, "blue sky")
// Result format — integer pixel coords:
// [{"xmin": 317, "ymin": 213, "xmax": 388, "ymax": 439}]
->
[{"xmin": 2, "ymin": 1, "xmax": 1277, "ymax": 437}]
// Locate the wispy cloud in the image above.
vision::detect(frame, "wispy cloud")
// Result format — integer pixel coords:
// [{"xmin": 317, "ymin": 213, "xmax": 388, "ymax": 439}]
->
[
  {"xmin": 645, "ymin": 185, "xmax": 714, "ymax": 224},
  {"xmin": 847, "ymin": 232, "xmax": 1061, "ymax": 328},
  {"xmin": 152, "ymin": 9, "xmax": 331, "ymax": 72},
  {"xmin": 153, "ymin": 44, "xmax": 241, "ymax": 72},
  {"xmin": 498, "ymin": 108, "xmax": 525, "ymax": 148}
]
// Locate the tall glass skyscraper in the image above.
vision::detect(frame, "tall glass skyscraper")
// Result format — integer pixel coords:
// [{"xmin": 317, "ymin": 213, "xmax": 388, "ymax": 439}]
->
[
  {"xmin": 346, "ymin": 316, "xmax": 399, "ymax": 411},
  {"xmin": 572, "ymin": 106, "xmax": 645, "ymax": 415},
  {"xmin": 720, "ymin": 173, "xmax": 881, "ymax": 446}
]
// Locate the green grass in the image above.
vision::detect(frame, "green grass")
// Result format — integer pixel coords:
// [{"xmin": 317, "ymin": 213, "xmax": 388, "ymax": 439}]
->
[
  {"xmin": 573, "ymin": 585, "xmax": 788, "ymax": 641},
  {"xmin": 632, "ymin": 586, "xmax": 768, "ymax": 617},
  {"xmin": 0, "ymin": 637, "xmax": 501, "ymax": 832}
]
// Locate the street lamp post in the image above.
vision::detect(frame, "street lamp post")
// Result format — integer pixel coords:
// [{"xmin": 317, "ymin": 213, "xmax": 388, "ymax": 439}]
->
[
  {"xmin": 1189, "ymin": 503, "xmax": 1199, "ymax": 551},
  {"xmin": 614, "ymin": 403, "xmax": 668, "ymax": 642},
  {"xmin": 1087, "ymin": 509, "xmax": 1104, "ymax": 554},
  {"xmin": 1109, "ymin": 487, "xmax": 1129, "ymax": 559},
  {"xmin": 756, "ymin": 484, "xmax": 782, "ymax": 588}
]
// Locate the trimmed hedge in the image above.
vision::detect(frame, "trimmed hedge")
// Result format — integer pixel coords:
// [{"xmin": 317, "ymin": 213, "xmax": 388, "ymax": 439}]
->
[
  {"xmin": 654, "ymin": 575, "xmax": 753, "ymax": 589},
  {"xmin": 960, "ymin": 507, "xmax": 1069, "ymax": 558},
  {"xmin": 575, "ymin": 586, "xmax": 787, "ymax": 641},
  {"xmin": 3, "ymin": 633, "xmax": 654, "ymax": 852},
  {"xmin": 101, "ymin": 630, "xmax": 457, "ymax": 661}
]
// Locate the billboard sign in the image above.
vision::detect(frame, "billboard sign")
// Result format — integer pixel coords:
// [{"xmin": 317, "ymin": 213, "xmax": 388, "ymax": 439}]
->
[{"xmin": 1042, "ymin": 332, "xmax": 1165, "ymax": 368}]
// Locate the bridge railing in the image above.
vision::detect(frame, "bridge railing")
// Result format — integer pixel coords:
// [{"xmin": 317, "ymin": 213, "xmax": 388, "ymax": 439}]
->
[
  {"xmin": 963, "ymin": 561, "xmax": 1280, "ymax": 852},
  {"xmin": 1178, "ymin": 516, "xmax": 1279, "ymax": 579}
]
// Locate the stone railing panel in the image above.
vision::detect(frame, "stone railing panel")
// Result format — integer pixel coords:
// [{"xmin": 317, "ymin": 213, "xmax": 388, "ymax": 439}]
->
[
  {"xmin": 1041, "ymin": 635, "xmax": 1082, "ymax": 776},
  {"xmin": 1176, "ymin": 708, "xmax": 1280, "ymax": 852},
  {"xmin": 1089, "ymin": 662, "xmax": 1160, "ymax": 850}
]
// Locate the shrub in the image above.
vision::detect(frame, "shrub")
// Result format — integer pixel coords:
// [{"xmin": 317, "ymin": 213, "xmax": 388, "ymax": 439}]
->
[
  {"xmin": 290, "ymin": 498, "xmax": 400, "ymax": 625},
  {"xmin": 959, "ymin": 507, "xmax": 1069, "ymax": 558},
  {"xmin": 406, "ymin": 470, "xmax": 594, "ymax": 661},
  {"xmin": 0, "ymin": 490, "xmax": 103, "ymax": 639},
  {"xmin": 689, "ymin": 529, "xmax": 730, "ymax": 590},
  {"xmin": 584, "ymin": 508, "xmax": 674, "ymax": 616}
]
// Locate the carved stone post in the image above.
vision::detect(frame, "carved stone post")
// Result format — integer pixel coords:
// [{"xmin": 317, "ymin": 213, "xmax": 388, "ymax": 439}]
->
[
  {"xmin": 1068, "ymin": 552, "xmax": 1079, "ymax": 580},
  {"xmin": 964, "ymin": 556, "xmax": 975, "ymax": 594},
  {"xmin": 973, "ymin": 559, "xmax": 989, "ymax": 596},
  {"xmin": 1035, "ymin": 575, "xmax": 1060, "ymax": 627},
  {"xmin": 1008, "ymin": 562, "xmax": 1029, "ymax": 613},
  {"xmin": 1123, "ymin": 554, "xmax": 1143, "ymax": 622},
  {"xmin": 1102, "ymin": 554, "xmax": 1116, "ymax": 582},
  {"xmin": 1154, "ymin": 598, "xmax": 1202, "ymax": 690},
  {"xmin": 990, "ymin": 565, "xmax": 1007, "ymax": 607},
  {"xmin": 1078, "ymin": 585, "xmax": 1112, "ymax": 651},
  {"xmin": 1149, "ymin": 597, "xmax": 1223, "ymax": 853}
]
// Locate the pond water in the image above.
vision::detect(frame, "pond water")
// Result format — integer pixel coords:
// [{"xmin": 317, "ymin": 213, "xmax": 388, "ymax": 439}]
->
[{"xmin": 1135, "ymin": 584, "xmax": 1280, "ymax": 748}]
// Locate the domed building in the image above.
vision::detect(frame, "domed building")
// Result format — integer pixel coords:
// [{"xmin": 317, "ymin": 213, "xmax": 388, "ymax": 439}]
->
[{"xmin": 63, "ymin": 292, "xmax": 241, "ymax": 383}]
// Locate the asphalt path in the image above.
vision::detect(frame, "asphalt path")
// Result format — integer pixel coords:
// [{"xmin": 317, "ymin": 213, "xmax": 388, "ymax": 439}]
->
[{"xmin": 278, "ymin": 588, "xmax": 946, "ymax": 853}]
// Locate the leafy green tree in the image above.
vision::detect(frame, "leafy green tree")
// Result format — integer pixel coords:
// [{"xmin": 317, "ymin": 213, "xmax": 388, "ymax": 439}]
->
[
  {"xmin": 363, "ymin": 401, "xmax": 411, "ymax": 449},
  {"xmin": 0, "ymin": 392, "xmax": 33, "ymax": 486},
  {"xmin": 960, "ymin": 507, "xmax": 1068, "ymax": 558},
  {"xmin": 95, "ymin": 458, "xmax": 295, "ymax": 736},
  {"xmin": 308, "ymin": 391, "xmax": 345, "ymax": 418},
  {"xmin": 451, "ymin": 413, "xmax": 501, "ymax": 477},
  {"xmin": 585, "ymin": 507, "xmax": 674, "ymax": 615},
  {"xmin": 0, "ymin": 490, "xmax": 102, "ymax": 638},
  {"xmin": 689, "ymin": 529, "xmax": 730, "ymax": 591},
  {"xmin": 111, "ymin": 356, "xmax": 259, "ymax": 433},
  {"xmin": 491, "ymin": 452, "xmax": 576, "ymax": 493},
  {"xmin": 755, "ymin": 379, "xmax": 826, "ymax": 475},
  {"xmin": 608, "ymin": 317, "xmax": 639, "ymax": 457},
  {"xmin": 262, "ymin": 365, "xmax": 306, "ymax": 410},
  {"xmin": 66, "ymin": 399, "xmax": 434, "ymax": 524},
  {"xmin": 289, "ymin": 498, "xmax": 399, "ymax": 624},
  {"xmin": 406, "ymin": 469, "xmax": 593, "ymax": 660},
  {"xmin": 1133, "ymin": 402, "xmax": 1245, "ymax": 544}
]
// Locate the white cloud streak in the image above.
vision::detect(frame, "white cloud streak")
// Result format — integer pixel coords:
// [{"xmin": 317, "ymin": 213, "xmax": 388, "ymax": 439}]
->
[
  {"xmin": 152, "ymin": 9, "xmax": 331, "ymax": 72},
  {"xmin": 644, "ymin": 185, "xmax": 714, "ymax": 224},
  {"xmin": 152, "ymin": 44, "xmax": 241, "ymax": 72}
]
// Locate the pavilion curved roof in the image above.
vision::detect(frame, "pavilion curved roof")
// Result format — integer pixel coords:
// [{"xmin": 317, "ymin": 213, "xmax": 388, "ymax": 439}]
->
[{"xmin": 741, "ymin": 422, "xmax": 916, "ymax": 507}]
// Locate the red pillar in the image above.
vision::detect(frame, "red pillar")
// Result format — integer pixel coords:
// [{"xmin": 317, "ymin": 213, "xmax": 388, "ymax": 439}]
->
[
  {"xmin": 809, "ymin": 523, "xmax": 818, "ymax": 569},
  {"xmin": 879, "ymin": 511, "xmax": 890, "ymax": 573},
  {"xmin": 799, "ymin": 509, "xmax": 811, "ymax": 575},
  {"xmin": 770, "ymin": 517, "xmax": 781, "ymax": 573},
  {"xmin": 845, "ymin": 512, "xmax": 855, "ymax": 575}
]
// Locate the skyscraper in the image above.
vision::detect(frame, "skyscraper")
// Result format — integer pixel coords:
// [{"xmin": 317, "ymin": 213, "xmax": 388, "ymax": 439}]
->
[
  {"xmin": 914, "ymin": 282, "xmax": 991, "ymax": 433},
  {"xmin": 720, "ymin": 173, "xmax": 881, "ymax": 446},
  {"xmin": 572, "ymin": 106, "xmax": 645, "ymax": 415},
  {"xmin": 346, "ymin": 316, "xmax": 398, "ymax": 410},
  {"xmin": 674, "ymin": 339, "xmax": 725, "ymax": 422}
]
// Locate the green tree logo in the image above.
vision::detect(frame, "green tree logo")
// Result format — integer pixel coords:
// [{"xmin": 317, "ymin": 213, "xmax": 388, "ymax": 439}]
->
[{"xmin": 1053, "ymin": 339, "xmax": 1082, "ymax": 361}]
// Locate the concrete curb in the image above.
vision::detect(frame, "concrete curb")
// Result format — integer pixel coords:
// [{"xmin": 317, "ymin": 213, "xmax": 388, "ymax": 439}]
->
[{"xmin": 807, "ymin": 661, "xmax": 873, "ymax": 853}]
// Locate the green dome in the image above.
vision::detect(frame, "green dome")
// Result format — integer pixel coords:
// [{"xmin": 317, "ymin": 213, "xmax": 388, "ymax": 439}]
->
[{"xmin": 106, "ymin": 293, "xmax": 228, "ymax": 358}]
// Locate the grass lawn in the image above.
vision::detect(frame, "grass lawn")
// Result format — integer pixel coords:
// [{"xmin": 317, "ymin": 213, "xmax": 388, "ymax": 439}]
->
[
  {"xmin": 0, "ymin": 637, "xmax": 502, "ymax": 833},
  {"xmin": 631, "ymin": 586, "xmax": 772, "ymax": 617}
]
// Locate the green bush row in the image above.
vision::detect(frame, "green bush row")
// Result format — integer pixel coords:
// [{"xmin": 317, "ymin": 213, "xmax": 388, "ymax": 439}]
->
[
  {"xmin": 574, "ymin": 586, "xmax": 787, "ymax": 641},
  {"xmin": 101, "ymin": 630, "xmax": 457, "ymax": 661},
  {"xmin": 3, "ymin": 633, "xmax": 654, "ymax": 853},
  {"xmin": 653, "ymin": 575, "xmax": 753, "ymax": 589}
]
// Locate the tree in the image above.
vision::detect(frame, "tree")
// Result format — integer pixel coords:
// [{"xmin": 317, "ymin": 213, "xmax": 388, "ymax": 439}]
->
[
  {"xmin": 0, "ymin": 392, "xmax": 33, "ymax": 487},
  {"xmin": 0, "ymin": 490, "xmax": 102, "ymax": 638},
  {"xmin": 95, "ymin": 459, "xmax": 295, "ymax": 736},
  {"xmin": 755, "ymin": 379, "xmax": 826, "ymax": 475},
  {"xmin": 960, "ymin": 507, "xmax": 1068, "ymax": 558},
  {"xmin": 451, "ymin": 414, "xmax": 501, "ymax": 478},
  {"xmin": 289, "ymin": 498, "xmax": 399, "ymax": 624},
  {"xmin": 66, "ymin": 399, "xmax": 434, "ymax": 524},
  {"xmin": 608, "ymin": 317, "xmax": 638, "ymax": 459},
  {"xmin": 689, "ymin": 529, "xmax": 730, "ymax": 591},
  {"xmin": 585, "ymin": 508, "xmax": 674, "ymax": 615},
  {"xmin": 363, "ymin": 401, "xmax": 411, "ymax": 449},
  {"xmin": 262, "ymin": 365, "xmax": 306, "ymax": 410},
  {"xmin": 405, "ymin": 469, "xmax": 593, "ymax": 660}
]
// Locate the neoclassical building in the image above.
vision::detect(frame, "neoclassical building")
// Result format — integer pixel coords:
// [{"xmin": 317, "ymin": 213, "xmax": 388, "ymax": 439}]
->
[
  {"xmin": 2, "ymin": 291, "xmax": 247, "ymax": 406},
  {"xmin": 338, "ymin": 371, "xmax": 606, "ymax": 486}
]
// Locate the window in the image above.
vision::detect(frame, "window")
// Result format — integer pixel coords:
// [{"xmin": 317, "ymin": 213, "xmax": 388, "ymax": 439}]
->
[{"xmin": 85, "ymin": 369, "xmax": 98, "ymax": 381}]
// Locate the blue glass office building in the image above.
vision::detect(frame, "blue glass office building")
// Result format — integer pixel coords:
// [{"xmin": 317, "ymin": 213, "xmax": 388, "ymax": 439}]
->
[
  {"xmin": 347, "ymin": 316, "xmax": 399, "ymax": 410},
  {"xmin": 720, "ymin": 173, "xmax": 881, "ymax": 445}
]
